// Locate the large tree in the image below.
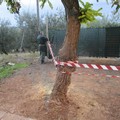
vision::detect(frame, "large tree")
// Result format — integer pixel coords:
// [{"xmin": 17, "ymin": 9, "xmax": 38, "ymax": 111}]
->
[
  {"xmin": 1, "ymin": 0, "xmax": 119, "ymax": 104},
  {"xmin": 41, "ymin": 0, "xmax": 102, "ymax": 103}
]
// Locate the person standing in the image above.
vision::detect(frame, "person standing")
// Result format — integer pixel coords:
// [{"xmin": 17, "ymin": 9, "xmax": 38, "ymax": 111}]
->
[{"xmin": 37, "ymin": 32, "xmax": 48, "ymax": 64}]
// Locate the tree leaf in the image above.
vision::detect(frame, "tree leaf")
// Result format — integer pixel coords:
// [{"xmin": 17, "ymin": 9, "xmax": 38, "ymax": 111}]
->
[{"xmin": 48, "ymin": 0, "xmax": 53, "ymax": 9}]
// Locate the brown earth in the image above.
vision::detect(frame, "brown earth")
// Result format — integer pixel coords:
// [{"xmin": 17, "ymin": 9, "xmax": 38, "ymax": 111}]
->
[{"xmin": 0, "ymin": 57, "xmax": 120, "ymax": 120}]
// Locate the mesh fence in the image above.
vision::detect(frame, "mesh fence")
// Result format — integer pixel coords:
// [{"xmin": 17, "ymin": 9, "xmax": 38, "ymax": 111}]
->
[
  {"xmin": 105, "ymin": 27, "xmax": 120, "ymax": 57},
  {"xmin": 49, "ymin": 27, "xmax": 120, "ymax": 57}
]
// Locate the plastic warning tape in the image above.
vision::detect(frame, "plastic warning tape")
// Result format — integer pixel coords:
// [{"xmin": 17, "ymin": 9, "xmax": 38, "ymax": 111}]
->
[
  {"xmin": 47, "ymin": 42, "xmax": 58, "ymax": 65},
  {"xmin": 47, "ymin": 42, "xmax": 120, "ymax": 71},
  {"xmin": 61, "ymin": 71, "xmax": 120, "ymax": 79},
  {"xmin": 57, "ymin": 61, "xmax": 120, "ymax": 71},
  {"xmin": 73, "ymin": 72, "xmax": 120, "ymax": 79}
]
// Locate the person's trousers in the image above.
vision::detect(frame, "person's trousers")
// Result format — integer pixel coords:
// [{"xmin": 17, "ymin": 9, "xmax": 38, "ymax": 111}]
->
[{"xmin": 40, "ymin": 51, "xmax": 46, "ymax": 63}]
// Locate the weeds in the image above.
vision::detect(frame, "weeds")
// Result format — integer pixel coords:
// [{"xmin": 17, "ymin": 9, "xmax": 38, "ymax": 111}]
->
[{"xmin": 0, "ymin": 63, "xmax": 28, "ymax": 80}]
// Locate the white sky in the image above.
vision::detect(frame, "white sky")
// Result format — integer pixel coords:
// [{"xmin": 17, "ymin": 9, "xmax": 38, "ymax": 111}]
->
[{"xmin": 0, "ymin": 0, "xmax": 115, "ymax": 26}]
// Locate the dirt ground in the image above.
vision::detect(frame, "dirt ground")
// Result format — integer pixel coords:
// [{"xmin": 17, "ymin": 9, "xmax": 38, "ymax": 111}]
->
[{"xmin": 0, "ymin": 56, "xmax": 120, "ymax": 120}]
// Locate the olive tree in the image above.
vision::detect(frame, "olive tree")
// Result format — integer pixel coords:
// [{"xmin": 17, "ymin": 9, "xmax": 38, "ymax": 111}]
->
[
  {"xmin": 15, "ymin": 12, "xmax": 39, "ymax": 52},
  {"xmin": 0, "ymin": 19, "xmax": 18, "ymax": 54}
]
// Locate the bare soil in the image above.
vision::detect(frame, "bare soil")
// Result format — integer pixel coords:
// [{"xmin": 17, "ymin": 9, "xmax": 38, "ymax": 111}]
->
[{"xmin": 0, "ymin": 56, "xmax": 120, "ymax": 120}]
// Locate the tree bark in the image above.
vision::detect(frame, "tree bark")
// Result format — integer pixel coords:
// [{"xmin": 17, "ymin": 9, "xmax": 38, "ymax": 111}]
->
[
  {"xmin": 0, "ymin": 42, "xmax": 8, "ymax": 55},
  {"xmin": 50, "ymin": 0, "xmax": 81, "ymax": 103}
]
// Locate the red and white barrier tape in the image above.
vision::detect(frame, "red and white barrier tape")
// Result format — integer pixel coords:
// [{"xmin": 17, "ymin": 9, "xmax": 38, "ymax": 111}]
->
[
  {"xmin": 47, "ymin": 42, "xmax": 120, "ymax": 72},
  {"xmin": 57, "ymin": 61, "xmax": 120, "ymax": 71},
  {"xmin": 73, "ymin": 72, "xmax": 120, "ymax": 79},
  {"xmin": 61, "ymin": 71, "xmax": 120, "ymax": 79},
  {"xmin": 47, "ymin": 42, "xmax": 58, "ymax": 65}
]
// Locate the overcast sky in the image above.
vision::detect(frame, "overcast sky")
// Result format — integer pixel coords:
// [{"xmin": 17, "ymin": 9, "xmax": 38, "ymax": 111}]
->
[{"xmin": 0, "ymin": 0, "xmax": 115, "ymax": 26}]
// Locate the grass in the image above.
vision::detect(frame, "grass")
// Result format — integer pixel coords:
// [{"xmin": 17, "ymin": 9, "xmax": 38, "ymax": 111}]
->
[
  {"xmin": 0, "ymin": 63, "xmax": 28, "ymax": 80},
  {"xmin": 0, "ymin": 52, "xmax": 39, "ymax": 66},
  {"xmin": 0, "ymin": 52, "xmax": 39, "ymax": 80},
  {"xmin": 0, "ymin": 52, "xmax": 119, "ymax": 80}
]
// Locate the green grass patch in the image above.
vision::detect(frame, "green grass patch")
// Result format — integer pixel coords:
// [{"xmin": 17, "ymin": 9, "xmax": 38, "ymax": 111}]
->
[{"xmin": 0, "ymin": 63, "xmax": 28, "ymax": 80}]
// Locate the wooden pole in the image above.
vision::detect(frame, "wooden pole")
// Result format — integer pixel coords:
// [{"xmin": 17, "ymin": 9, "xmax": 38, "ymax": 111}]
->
[
  {"xmin": 46, "ymin": 17, "xmax": 49, "ymax": 58},
  {"xmin": 46, "ymin": 17, "xmax": 49, "ymax": 39},
  {"xmin": 36, "ymin": 0, "xmax": 40, "ymax": 32},
  {"xmin": 20, "ymin": 31, "xmax": 24, "ymax": 52}
]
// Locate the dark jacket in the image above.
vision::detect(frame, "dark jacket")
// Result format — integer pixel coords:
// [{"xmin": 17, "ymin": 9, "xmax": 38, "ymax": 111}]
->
[{"xmin": 37, "ymin": 35, "xmax": 48, "ymax": 53}]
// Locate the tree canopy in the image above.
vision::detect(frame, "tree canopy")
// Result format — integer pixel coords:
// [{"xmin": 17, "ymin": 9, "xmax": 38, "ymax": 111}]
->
[{"xmin": 0, "ymin": 0, "xmax": 119, "ymax": 25}]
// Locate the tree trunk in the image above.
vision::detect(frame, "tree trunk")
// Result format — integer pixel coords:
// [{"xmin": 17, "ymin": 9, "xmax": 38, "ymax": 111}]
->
[
  {"xmin": 0, "ymin": 42, "xmax": 8, "ymax": 55},
  {"xmin": 50, "ymin": 0, "xmax": 80, "ymax": 103}
]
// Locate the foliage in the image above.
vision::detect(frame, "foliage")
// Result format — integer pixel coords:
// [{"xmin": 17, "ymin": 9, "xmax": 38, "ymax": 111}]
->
[
  {"xmin": 0, "ymin": 9, "xmax": 66, "ymax": 54},
  {"xmin": 111, "ymin": 0, "xmax": 120, "ymax": 14},
  {"xmin": 15, "ymin": 12, "xmax": 39, "ymax": 52},
  {"xmin": 97, "ymin": 0, "xmax": 120, "ymax": 14},
  {"xmin": 87, "ymin": 12, "xmax": 120, "ymax": 28},
  {"xmin": 46, "ymin": 9, "xmax": 66, "ymax": 30},
  {"xmin": 39, "ymin": 0, "xmax": 53, "ymax": 9},
  {"xmin": 1, "ymin": 0, "xmax": 120, "ymax": 25},
  {"xmin": 40, "ymin": 0, "xmax": 102, "ymax": 24},
  {"xmin": 78, "ymin": 0, "xmax": 102, "ymax": 24},
  {"xmin": 110, "ymin": 10, "xmax": 120, "ymax": 22},
  {"xmin": 0, "ymin": 0, "xmax": 21, "ymax": 14},
  {"xmin": 0, "ymin": 63, "xmax": 28, "ymax": 80},
  {"xmin": 0, "ymin": 19, "xmax": 18, "ymax": 54}
]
